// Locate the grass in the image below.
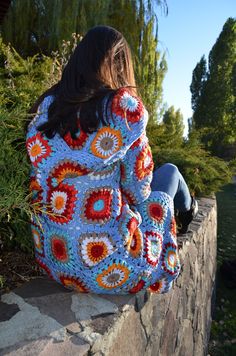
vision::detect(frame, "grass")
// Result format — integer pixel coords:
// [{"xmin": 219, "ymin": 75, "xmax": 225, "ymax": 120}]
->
[
  {"xmin": 208, "ymin": 183, "xmax": 236, "ymax": 355},
  {"xmin": 217, "ymin": 184, "xmax": 236, "ymax": 264}
]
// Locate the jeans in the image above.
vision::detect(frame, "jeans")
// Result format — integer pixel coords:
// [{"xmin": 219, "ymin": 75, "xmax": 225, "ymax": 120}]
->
[{"xmin": 150, "ymin": 163, "xmax": 192, "ymax": 212}]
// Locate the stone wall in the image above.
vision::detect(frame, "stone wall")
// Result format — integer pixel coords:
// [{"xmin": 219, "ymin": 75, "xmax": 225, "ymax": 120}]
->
[{"xmin": 0, "ymin": 197, "xmax": 217, "ymax": 356}]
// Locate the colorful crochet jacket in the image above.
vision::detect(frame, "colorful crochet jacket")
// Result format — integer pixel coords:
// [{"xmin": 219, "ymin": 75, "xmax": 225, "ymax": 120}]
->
[{"xmin": 25, "ymin": 88, "xmax": 180, "ymax": 295}]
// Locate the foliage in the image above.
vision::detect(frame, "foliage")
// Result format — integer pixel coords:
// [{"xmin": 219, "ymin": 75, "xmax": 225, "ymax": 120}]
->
[
  {"xmin": 0, "ymin": 3, "xmax": 233, "ymax": 252},
  {"xmin": 1, "ymin": 0, "xmax": 168, "ymax": 121},
  {"xmin": 190, "ymin": 17, "xmax": 236, "ymax": 159},
  {"xmin": 0, "ymin": 275, "xmax": 6, "ymax": 288},
  {"xmin": 1, "ymin": 0, "xmax": 107, "ymax": 56},
  {"xmin": 148, "ymin": 116, "xmax": 232, "ymax": 197},
  {"xmin": 161, "ymin": 106, "xmax": 184, "ymax": 147},
  {"xmin": 151, "ymin": 147, "xmax": 231, "ymax": 198},
  {"xmin": 0, "ymin": 36, "xmax": 70, "ymax": 252},
  {"xmin": 190, "ymin": 55, "xmax": 207, "ymax": 112},
  {"xmin": 1, "ymin": 0, "xmax": 166, "ymax": 54},
  {"xmin": 228, "ymin": 158, "xmax": 236, "ymax": 174}
]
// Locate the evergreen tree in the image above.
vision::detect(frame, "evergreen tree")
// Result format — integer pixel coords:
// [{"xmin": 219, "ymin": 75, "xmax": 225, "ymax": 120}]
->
[
  {"xmin": 190, "ymin": 17, "xmax": 236, "ymax": 158},
  {"xmin": 162, "ymin": 106, "xmax": 184, "ymax": 147},
  {"xmin": 149, "ymin": 106, "xmax": 184, "ymax": 150},
  {"xmin": 190, "ymin": 55, "xmax": 207, "ymax": 112}
]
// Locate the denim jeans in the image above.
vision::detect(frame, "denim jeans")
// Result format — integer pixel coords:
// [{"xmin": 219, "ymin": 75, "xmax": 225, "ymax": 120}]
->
[{"xmin": 150, "ymin": 163, "xmax": 191, "ymax": 212}]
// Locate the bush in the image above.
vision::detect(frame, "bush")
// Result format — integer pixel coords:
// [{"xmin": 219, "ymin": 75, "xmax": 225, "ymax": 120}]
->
[
  {"xmin": 152, "ymin": 145, "xmax": 232, "ymax": 197},
  {"xmin": 148, "ymin": 125, "xmax": 232, "ymax": 196},
  {"xmin": 0, "ymin": 36, "xmax": 63, "ymax": 252}
]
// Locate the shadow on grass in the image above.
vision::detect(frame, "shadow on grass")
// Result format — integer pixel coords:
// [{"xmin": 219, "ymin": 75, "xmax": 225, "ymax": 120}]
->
[{"xmin": 208, "ymin": 183, "xmax": 236, "ymax": 356}]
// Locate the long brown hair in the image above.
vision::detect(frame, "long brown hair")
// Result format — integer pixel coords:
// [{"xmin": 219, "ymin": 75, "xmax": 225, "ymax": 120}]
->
[{"xmin": 27, "ymin": 25, "xmax": 137, "ymax": 139}]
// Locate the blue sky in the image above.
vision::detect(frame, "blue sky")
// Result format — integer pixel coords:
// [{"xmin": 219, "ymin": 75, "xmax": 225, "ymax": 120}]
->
[{"xmin": 156, "ymin": 0, "xmax": 235, "ymax": 135}]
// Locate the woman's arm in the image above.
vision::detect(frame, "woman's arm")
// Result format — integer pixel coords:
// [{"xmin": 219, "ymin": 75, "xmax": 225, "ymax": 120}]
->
[{"xmin": 120, "ymin": 132, "xmax": 154, "ymax": 206}]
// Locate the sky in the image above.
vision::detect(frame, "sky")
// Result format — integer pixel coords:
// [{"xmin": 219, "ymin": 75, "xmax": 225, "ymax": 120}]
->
[{"xmin": 156, "ymin": 0, "xmax": 236, "ymax": 136}]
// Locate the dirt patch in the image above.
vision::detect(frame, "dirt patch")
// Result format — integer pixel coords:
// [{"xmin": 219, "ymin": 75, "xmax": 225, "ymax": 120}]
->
[{"xmin": 0, "ymin": 250, "xmax": 44, "ymax": 296}]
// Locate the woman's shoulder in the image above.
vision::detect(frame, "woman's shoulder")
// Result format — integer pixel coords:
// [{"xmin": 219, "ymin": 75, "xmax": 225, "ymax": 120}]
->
[
  {"xmin": 103, "ymin": 87, "xmax": 148, "ymax": 135},
  {"xmin": 37, "ymin": 94, "xmax": 55, "ymax": 113},
  {"xmin": 110, "ymin": 87, "xmax": 145, "ymax": 121},
  {"xmin": 27, "ymin": 95, "xmax": 55, "ymax": 134}
]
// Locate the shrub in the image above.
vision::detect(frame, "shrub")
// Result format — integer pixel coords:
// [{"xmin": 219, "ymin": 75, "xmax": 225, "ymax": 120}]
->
[
  {"xmin": 148, "ymin": 124, "xmax": 232, "ymax": 196},
  {"xmin": 0, "ymin": 35, "xmax": 74, "ymax": 252}
]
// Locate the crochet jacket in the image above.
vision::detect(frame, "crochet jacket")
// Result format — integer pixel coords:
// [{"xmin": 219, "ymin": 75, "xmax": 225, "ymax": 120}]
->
[{"xmin": 25, "ymin": 88, "xmax": 180, "ymax": 295}]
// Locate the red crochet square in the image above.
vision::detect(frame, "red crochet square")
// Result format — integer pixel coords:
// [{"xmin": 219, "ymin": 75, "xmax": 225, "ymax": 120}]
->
[{"xmin": 82, "ymin": 188, "xmax": 113, "ymax": 223}]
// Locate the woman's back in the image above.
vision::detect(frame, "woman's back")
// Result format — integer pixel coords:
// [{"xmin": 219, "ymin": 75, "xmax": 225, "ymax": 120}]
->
[{"xmin": 25, "ymin": 87, "xmax": 180, "ymax": 294}]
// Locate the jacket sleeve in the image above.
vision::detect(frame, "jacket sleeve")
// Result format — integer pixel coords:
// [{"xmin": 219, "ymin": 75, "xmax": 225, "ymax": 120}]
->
[
  {"xmin": 120, "ymin": 132, "xmax": 154, "ymax": 206},
  {"xmin": 86, "ymin": 87, "xmax": 149, "ymax": 169}
]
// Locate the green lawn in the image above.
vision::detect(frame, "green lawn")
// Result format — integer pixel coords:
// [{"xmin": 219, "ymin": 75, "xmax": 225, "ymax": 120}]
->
[{"xmin": 208, "ymin": 183, "xmax": 236, "ymax": 355}]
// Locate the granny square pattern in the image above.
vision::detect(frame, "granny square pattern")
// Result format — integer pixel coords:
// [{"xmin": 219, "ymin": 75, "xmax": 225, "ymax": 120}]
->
[{"xmin": 25, "ymin": 87, "xmax": 180, "ymax": 295}]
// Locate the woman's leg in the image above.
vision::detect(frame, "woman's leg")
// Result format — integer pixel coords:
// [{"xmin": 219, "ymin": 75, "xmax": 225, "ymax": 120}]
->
[{"xmin": 150, "ymin": 163, "xmax": 192, "ymax": 212}]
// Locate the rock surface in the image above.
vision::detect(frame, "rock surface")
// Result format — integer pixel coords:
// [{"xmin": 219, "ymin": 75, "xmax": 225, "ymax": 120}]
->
[{"xmin": 0, "ymin": 197, "xmax": 217, "ymax": 356}]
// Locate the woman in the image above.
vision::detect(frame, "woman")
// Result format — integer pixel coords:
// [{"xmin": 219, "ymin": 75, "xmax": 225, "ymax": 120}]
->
[{"xmin": 25, "ymin": 25, "xmax": 197, "ymax": 295}]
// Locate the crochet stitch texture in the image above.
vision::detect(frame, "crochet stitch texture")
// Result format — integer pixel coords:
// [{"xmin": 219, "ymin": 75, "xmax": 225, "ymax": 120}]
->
[{"xmin": 25, "ymin": 88, "xmax": 180, "ymax": 295}]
